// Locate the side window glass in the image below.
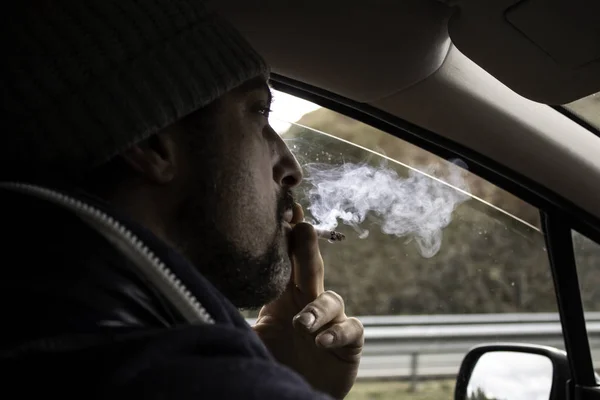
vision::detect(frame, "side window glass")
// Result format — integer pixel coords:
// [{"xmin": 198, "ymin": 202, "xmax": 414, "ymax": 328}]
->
[
  {"xmin": 262, "ymin": 89, "xmax": 559, "ymax": 398},
  {"xmin": 571, "ymin": 230, "xmax": 600, "ymax": 375}
]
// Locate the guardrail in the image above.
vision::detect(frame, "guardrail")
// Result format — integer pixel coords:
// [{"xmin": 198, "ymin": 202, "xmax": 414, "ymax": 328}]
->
[
  {"xmin": 246, "ymin": 312, "xmax": 600, "ymax": 328},
  {"xmin": 246, "ymin": 313, "xmax": 600, "ymax": 390}
]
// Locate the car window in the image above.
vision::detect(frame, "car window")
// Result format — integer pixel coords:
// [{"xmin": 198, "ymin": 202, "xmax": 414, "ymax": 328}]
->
[
  {"xmin": 564, "ymin": 91, "xmax": 600, "ymax": 131},
  {"xmin": 254, "ymin": 89, "xmax": 560, "ymax": 399},
  {"xmin": 571, "ymin": 230, "xmax": 600, "ymax": 379}
]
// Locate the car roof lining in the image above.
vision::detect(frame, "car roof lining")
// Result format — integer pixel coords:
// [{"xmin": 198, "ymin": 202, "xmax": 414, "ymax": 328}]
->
[{"xmin": 214, "ymin": 0, "xmax": 600, "ymax": 105}]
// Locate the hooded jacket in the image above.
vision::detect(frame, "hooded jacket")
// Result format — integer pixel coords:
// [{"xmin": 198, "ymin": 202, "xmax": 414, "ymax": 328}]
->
[{"xmin": 0, "ymin": 182, "xmax": 331, "ymax": 399}]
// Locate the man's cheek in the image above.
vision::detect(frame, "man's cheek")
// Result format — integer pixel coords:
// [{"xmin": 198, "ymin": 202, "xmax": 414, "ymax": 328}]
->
[{"xmin": 231, "ymin": 192, "xmax": 276, "ymax": 248}]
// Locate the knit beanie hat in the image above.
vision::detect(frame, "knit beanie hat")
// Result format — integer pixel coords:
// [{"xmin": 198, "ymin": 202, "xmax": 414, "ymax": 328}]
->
[{"xmin": 1, "ymin": 0, "xmax": 269, "ymax": 179}]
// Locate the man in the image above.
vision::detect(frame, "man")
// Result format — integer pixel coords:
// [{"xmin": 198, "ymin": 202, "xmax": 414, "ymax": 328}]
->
[{"xmin": 0, "ymin": 0, "xmax": 363, "ymax": 399}]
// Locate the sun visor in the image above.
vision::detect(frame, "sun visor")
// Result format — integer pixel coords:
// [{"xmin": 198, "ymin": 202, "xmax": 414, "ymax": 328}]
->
[
  {"xmin": 447, "ymin": 0, "xmax": 600, "ymax": 104},
  {"xmin": 210, "ymin": 0, "xmax": 453, "ymax": 103}
]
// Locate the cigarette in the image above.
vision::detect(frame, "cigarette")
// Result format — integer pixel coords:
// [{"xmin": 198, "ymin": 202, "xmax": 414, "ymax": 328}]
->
[{"xmin": 315, "ymin": 228, "xmax": 346, "ymax": 242}]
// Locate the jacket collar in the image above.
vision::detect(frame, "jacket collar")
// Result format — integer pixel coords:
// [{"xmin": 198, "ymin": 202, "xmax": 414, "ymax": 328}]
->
[{"xmin": 0, "ymin": 182, "xmax": 251, "ymax": 333}]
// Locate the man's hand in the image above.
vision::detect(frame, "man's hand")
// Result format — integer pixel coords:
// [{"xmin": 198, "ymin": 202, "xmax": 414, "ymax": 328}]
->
[{"xmin": 253, "ymin": 203, "xmax": 364, "ymax": 399}]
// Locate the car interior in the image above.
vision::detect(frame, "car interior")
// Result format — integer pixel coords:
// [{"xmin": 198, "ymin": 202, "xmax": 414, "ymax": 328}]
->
[{"xmin": 211, "ymin": 0, "xmax": 600, "ymax": 399}]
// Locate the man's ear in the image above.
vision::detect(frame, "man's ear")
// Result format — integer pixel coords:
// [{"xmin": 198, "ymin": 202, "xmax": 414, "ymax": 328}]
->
[{"xmin": 121, "ymin": 132, "xmax": 179, "ymax": 184}]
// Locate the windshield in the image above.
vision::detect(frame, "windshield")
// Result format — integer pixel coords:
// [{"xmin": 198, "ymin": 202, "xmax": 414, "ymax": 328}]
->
[{"xmin": 564, "ymin": 91, "xmax": 600, "ymax": 130}]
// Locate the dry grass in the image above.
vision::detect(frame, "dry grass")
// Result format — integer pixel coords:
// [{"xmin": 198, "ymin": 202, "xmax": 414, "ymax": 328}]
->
[{"xmin": 346, "ymin": 379, "xmax": 456, "ymax": 400}]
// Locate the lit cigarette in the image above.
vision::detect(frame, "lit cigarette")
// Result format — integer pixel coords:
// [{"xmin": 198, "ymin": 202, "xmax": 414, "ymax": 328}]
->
[{"xmin": 315, "ymin": 228, "xmax": 346, "ymax": 242}]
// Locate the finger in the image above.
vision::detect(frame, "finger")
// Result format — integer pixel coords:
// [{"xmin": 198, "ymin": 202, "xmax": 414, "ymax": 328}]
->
[
  {"xmin": 290, "ymin": 222, "xmax": 325, "ymax": 298},
  {"xmin": 291, "ymin": 202, "xmax": 304, "ymax": 224},
  {"xmin": 293, "ymin": 291, "xmax": 344, "ymax": 332},
  {"xmin": 315, "ymin": 317, "xmax": 365, "ymax": 352}
]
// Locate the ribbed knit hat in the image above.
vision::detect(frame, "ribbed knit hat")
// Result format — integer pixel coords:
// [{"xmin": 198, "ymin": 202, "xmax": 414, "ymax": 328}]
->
[{"xmin": 1, "ymin": 0, "xmax": 269, "ymax": 178}]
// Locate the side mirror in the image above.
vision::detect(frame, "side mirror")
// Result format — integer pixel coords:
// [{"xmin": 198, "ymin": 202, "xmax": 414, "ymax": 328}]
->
[{"xmin": 454, "ymin": 343, "xmax": 571, "ymax": 400}]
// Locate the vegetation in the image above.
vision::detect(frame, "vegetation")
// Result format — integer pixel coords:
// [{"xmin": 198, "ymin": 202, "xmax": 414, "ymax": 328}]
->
[
  {"xmin": 467, "ymin": 387, "xmax": 503, "ymax": 400},
  {"xmin": 345, "ymin": 379, "xmax": 455, "ymax": 400}
]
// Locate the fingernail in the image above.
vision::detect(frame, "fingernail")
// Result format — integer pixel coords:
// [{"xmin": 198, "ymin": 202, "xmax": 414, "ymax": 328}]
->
[
  {"xmin": 318, "ymin": 333, "xmax": 335, "ymax": 347},
  {"xmin": 295, "ymin": 312, "xmax": 315, "ymax": 328}
]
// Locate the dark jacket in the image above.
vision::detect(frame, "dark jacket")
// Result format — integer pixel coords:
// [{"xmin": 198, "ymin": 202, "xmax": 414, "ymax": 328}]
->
[{"xmin": 0, "ymin": 183, "xmax": 331, "ymax": 399}]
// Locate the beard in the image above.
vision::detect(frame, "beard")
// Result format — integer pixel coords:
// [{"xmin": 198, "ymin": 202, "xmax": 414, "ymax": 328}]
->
[{"xmin": 173, "ymin": 184, "xmax": 295, "ymax": 309}]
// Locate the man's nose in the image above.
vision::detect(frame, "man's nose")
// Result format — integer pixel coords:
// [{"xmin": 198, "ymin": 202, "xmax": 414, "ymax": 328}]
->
[
  {"xmin": 274, "ymin": 150, "xmax": 303, "ymax": 188},
  {"xmin": 273, "ymin": 139, "xmax": 303, "ymax": 188}
]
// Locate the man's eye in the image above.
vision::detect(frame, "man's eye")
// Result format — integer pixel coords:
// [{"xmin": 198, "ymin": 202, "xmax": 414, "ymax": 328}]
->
[
  {"xmin": 256, "ymin": 105, "xmax": 272, "ymax": 117},
  {"xmin": 259, "ymin": 107, "xmax": 272, "ymax": 117}
]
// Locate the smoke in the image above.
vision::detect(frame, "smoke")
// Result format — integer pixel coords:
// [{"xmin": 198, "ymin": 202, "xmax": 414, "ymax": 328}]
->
[{"xmin": 303, "ymin": 159, "xmax": 471, "ymax": 258}]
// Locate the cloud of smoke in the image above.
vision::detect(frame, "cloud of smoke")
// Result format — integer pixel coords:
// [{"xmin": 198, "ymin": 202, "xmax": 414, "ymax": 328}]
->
[{"xmin": 303, "ymin": 159, "xmax": 471, "ymax": 258}]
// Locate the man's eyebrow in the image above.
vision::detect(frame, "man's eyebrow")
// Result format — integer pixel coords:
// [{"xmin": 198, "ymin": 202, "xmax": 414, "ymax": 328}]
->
[{"xmin": 240, "ymin": 77, "xmax": 273, "ymax": 105}]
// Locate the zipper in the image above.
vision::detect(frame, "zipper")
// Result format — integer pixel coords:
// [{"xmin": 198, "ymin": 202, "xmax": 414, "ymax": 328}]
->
[{"xmin": 0, "ymin": 182, "xmax": 214, "ymax": 325}]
